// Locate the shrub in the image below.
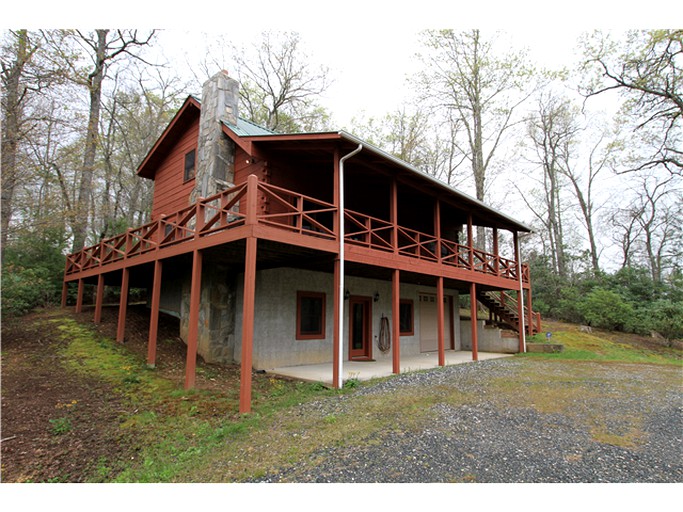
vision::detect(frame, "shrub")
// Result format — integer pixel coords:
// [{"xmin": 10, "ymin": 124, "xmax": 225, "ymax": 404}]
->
[
  {"xmin": 1, "ymin": 228, "xmax": 67, "ymax": 316},
  {"xmin": 577, "ymin": 288, "xmax": 634, "ymax": 331},
  {"xmin": 644, "ymin": 300, "xmax": 683, "ymax": 340},
  {"xmin": 2, "ymin": 265, "xmax": 60, "ymax": 316}
]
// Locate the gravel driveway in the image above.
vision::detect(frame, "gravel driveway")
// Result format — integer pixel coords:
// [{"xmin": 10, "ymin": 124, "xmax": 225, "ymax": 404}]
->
[{"xmin": 252, "ymin": 358, "xmax": 683, "ymax": 483}]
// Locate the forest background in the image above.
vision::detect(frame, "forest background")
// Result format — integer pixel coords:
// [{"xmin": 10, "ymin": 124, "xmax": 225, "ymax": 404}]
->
[{"xmin": 1, "ymin": 21, "xmax": 681, "ymax": 341}]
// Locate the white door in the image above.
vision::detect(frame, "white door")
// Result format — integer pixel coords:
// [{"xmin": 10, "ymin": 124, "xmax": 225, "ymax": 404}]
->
[{"xmin": 419, "ymin": 293, "xmax": 452, "ymax": 352}]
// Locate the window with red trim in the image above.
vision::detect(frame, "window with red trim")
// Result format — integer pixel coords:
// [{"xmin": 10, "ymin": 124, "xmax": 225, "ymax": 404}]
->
[
  {"xmin": 296, "ymin": 291, "xmax": 326, "ymax": 340},
  {"xmin": 399, "ymin": 299, "xmax": 414, "ymax": 335},
  {"xmin": 184, "ymin": 149, "xmax": 196, "ymax": 182}
]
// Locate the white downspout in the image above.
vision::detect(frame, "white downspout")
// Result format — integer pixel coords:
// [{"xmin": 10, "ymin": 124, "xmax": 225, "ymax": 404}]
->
[
  {"xmin": 336, "ymin": 144, "xmax": 363, "ymax": 389},
  {"xmin": 516, "ymin": 233, "xmax": 527, "ymax": 353}
]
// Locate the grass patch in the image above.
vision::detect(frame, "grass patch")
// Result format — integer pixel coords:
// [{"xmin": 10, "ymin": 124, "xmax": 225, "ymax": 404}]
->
[
  {"xmin": 30, "ymin": 311, "xmax": 682, "ymax": 482},
  {"xmin": 41, "ymin": 313, "xmax": 344, "ymax": 482},
  {"xmin": 485, "ymin": 359, "xmax": 678, "ymax": 448},
  {"xmin": 522, "ymin": 321, "xmax": 681, "ymax": 365}
]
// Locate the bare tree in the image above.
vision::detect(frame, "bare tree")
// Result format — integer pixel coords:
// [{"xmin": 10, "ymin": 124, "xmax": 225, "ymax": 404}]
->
[
  {"xmin": 230, "ymin": 31, "xmax": 332, "ymax": 133},
  {"xmin": 631, "ymin": 175, "xmax": 682, "ymax": 282},
  {"xmin": 581, "ymin": 29, "xmax": 682, "ymax": 175},
  {"xmin": 42, "ymin": 29, "xmax": 157, "ymax": 251},
  {"xmin": 523, "ymin": 92, "xmax": 581, "ymax": 278},
  {"xmin": 1, "ymin": 30, "xmax": 61, "ymax": 254},
  {"xmin": 417, "ymin": 29, "xmax": 534, "ymax": 247},
  {"xmin": 558, "ymin": 122, "xmax": 616, "ymax": 274}
]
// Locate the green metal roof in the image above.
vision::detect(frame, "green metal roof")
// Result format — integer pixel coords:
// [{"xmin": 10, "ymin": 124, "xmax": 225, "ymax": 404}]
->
[{"xmin": 222, "ymin": 118, "xmax": 277, "ymax": 137}]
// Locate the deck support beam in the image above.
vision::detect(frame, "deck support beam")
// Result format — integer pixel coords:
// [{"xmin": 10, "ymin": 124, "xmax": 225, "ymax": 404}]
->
[
  {"xmin": 240, "ymin": 237, "xmax": 258, "ymax": 413},
  {"xmin": 116, "ymin": 268, "xmax": 130, "ymax": 343},
  {"xmin": 61, "ymin": 282, "xmax": 68, "ymax": 308},
  {"xmin": 75, "ymin": 278, "xmax": 84, "ymax": 313},
  {"xmin": 437, "ymin": 276, "xmax": 445, "ymax": 366},
  {"xmin": 147, "ymin": 259, "xmax": 163, "ymax": 368},
  {"xmin": 185, "ymin": 250, "xmax": 202, "ymax": 389},
  {"xmin": 333, "ymin": 257, "xmax": 342, "ymax": 387},
  {"xmin": 391, "ymin": 269, "xmax": 401, "ymax": 374},
  {"xmin": 470, "ymin": 282, "xmax": 478, "ymax": 361},
  {"xmin": 94, "ymin": 274, "xmax": 105, "ymax": 324}
]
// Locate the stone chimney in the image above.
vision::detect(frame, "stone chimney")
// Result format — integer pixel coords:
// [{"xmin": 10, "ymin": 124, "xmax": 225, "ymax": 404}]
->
[{"xmin": 192, "ymin": 70, "xmax": 239, "ymax": 202}]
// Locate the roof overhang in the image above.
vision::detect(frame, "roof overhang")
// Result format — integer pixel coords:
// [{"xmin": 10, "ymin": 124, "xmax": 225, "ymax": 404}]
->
[
  {"xmin": 220, "ymin": 123, "xmax": 532, "ymax": 233},
  {"xmin": 136, "ymin": 96, "xmax": 201, "ymax": 179}
]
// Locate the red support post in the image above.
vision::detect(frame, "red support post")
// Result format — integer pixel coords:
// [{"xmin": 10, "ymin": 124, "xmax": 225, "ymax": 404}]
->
[
  {"xmin": 147, "ymin": 259, "xmax": 163, "ymax": 368},
  {"xmin": 332, "ymin": 257, "xmax": 341, "ymax": 388},
  {"xmin": 185, "ymin": 250, "xmax": 202, "ymax": 389},
  {"xmin": 61, "ymin": 282, "xmax": 69, "ymax": 308},
  {"xmin": 392, "ymin": 269, "xmax": 401, "ymax": 374},
  {"xmin": 94, "ymin": 273, "xmax": 105, "ymax": 324},
  {"xmin": 470, "ymin": 282, "xmax": 478, "ymax": 361},
  {"xmin": 116, "ymin": 268, "xmax": 130, "ymax": 343},
  {"xmin": 526, "ymin": 287, "xmax": 533, "ymax": 336},
  {"xmin": 75, "ymin": 279, "xmax": 84, "ymax": 313},
  {"xmin": 437, "ymin": 276, "xmax": 445, "ymax": 366},
  {"xmin": 239, "ymin": 237, "xmax": 258, "ymax": 413}
]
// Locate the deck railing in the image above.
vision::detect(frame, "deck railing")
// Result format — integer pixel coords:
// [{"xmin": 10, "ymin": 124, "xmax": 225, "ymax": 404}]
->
[{"xmin": 65, "ymin": 176, "xmax": 529, "ymax": 284}]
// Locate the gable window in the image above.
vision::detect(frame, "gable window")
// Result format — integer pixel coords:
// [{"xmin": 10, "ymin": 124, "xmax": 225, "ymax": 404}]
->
[
  {"xmin": 184, "ymin": 149, "xmax": 196, "ymax": 182},
  {"xmin": 297, "ymin": 291, "xmax": 326, "ymax": 340},
  {"xmin": 399, "ymin": 299, "xmax": 414, "ymax": 336}
]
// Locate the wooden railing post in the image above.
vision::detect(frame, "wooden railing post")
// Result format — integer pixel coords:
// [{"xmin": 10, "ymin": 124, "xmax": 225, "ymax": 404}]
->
[
  {"xmin": 435, "ymin": 200, "xmax": 442, "ymax": 264},
  {"xmin": 246, "ymin": 174, "xmax": 259, "ymax": 226},
  {"xmin": 157, "ymin": 215, "xmax": 166, "ymax": 249},
  {"xmin": 195, "ymin": 199, "xmax": 205, "ymax": 239},
  {"xmin": 391, "ymin": 179, "xmax": 398, "ymax": 255},
  {"xmin": 492, "ymin": 227, "xmax": 500, "ymax": 276}
]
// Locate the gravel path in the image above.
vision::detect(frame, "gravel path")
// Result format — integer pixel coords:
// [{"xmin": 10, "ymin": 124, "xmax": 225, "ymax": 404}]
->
[{"xmin": 252, "ymin": 359, "xmax": 683, "ymax": 483}]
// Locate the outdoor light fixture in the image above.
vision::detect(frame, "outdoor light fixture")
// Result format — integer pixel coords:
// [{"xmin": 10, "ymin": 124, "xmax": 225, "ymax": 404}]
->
[
  {"xmin": 344, "ymin": 289, "xmax": 350, "ymax": 300},
  {"xmin": 374, "ymin": 292, "xmax": 380, "ymax": 302}
]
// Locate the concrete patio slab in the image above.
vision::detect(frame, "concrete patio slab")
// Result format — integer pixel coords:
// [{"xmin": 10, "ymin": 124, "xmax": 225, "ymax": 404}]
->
[{"xmin": 266, "ymin": 350, "xmax": 514, "ymax": 385}]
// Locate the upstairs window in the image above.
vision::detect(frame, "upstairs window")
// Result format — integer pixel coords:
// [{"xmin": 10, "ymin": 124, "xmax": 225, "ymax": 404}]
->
[
  {"xmin": 297, "ymin": 291, "xmax": 326, "ymax": 340},
  {"xmin": 184, "ymin": 149, "xmax": 196, "ymax": 182}
]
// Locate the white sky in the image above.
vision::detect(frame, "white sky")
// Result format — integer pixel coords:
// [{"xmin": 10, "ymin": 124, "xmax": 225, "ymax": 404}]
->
[
  {"xmin": 6, "ymin": 1, "xmax": 673, "ymax": 128},
  {"xmin": 4, "ymin": 2, "xmax": 677, "ymax": 269}
]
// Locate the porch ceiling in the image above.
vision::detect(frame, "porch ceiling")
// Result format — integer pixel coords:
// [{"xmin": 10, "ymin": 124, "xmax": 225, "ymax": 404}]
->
[{"xmin": 246, "ymin": 132, "xmax": 531, "ymax": 233}]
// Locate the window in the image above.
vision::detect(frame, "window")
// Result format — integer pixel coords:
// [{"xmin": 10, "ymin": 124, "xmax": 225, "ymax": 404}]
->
[
  {"xmin": 184, "ymin": 149, "xmax": 196, "ymax": 182},
  {"xmin": 399, "ymin": 299, "xmax": 414, "ymax": 336},
  {"xmin": 297, "ymin": 291, "xmax": 326, "ymax": 340}
]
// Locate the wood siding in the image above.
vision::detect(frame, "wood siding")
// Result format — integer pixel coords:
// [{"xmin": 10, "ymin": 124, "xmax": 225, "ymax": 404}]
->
[{"xmin": 150, "ymin": 120, "xmax": 199, "ymax": 220}]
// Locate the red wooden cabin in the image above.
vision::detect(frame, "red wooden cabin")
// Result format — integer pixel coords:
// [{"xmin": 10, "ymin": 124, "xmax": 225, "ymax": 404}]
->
[{"xmin": 62, "ymin": 71, "xmax": 539, "ymax": 413}]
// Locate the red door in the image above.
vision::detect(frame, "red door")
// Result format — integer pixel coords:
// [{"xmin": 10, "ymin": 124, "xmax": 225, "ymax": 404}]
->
[{"xmin": 349, "ymin": 296, "xmax": 372, "ymax": 360}]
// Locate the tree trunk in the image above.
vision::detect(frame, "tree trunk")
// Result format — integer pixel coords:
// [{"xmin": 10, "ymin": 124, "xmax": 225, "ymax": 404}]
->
[
  {"xmin": 1, "ymin": 30, "xmax": 30, "ymax": 257},
  {"xmin": 71, "ymin": 29, "xmax": 107, "ymax": 252}
]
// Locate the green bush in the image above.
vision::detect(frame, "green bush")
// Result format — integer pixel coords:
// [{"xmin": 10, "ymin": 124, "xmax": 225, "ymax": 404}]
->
[
  {"xmin": 644, "ymin": 300, "xmax": 683, "ymax": 340},
  {"xmin": 577, "ymin": 288, "xmax": 634, "ymax": 331},
  {"xmin": 1, "ymin": 229, "xmax": 66, "ymax": 316}
]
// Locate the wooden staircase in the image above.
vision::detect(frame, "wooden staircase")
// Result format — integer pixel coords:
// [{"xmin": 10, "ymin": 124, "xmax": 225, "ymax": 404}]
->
[{"xmin": 477, "ymin": 290, "xmax": 541, "ymax": 335}]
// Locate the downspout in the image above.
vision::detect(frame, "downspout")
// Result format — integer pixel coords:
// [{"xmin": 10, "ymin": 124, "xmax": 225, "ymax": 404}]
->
[
  {"xmin": 336, "ymin": 144, "xmax": 363, "ymax": 389},
  {"xmin": 516, "ymin": 232, "xmax": 528, "ymax": 353}
]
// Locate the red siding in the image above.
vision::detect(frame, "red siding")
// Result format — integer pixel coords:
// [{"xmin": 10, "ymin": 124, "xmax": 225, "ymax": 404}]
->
[{"xmin": 150, "ymin": 121, "xmax": 199, "ymax": 220}]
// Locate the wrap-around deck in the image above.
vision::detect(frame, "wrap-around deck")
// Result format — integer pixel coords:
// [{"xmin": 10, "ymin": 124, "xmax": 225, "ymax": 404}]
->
[{"xmin": 64, "ymin": 175, "xmax": 530, "ymax": 289}]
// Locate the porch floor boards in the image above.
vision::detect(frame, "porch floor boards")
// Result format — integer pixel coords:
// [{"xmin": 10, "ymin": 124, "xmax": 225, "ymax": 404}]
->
[{"xmin": 266, "ymin": 350, "xmax": 513, "ymax": 386}]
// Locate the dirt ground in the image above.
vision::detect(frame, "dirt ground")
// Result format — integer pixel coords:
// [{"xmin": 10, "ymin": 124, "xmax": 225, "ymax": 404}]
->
[
  {"xmin": 2, "ymin": 306, "xmax": 680, "ymax": 483},
  {"xmin": 0, "ymin": 304, "xmax": 244, "ymax": 483}
]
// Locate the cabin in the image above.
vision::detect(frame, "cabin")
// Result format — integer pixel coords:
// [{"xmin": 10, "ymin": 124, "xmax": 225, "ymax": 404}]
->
[{"xmin": 62, "ymin": 71, "xmax": 540, "ymax": 413}]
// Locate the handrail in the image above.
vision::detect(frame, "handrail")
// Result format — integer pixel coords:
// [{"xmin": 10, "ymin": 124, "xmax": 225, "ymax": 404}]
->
[{"xmin": 65, "ymin": 178, "xmax": 529, "ymax": 286}]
